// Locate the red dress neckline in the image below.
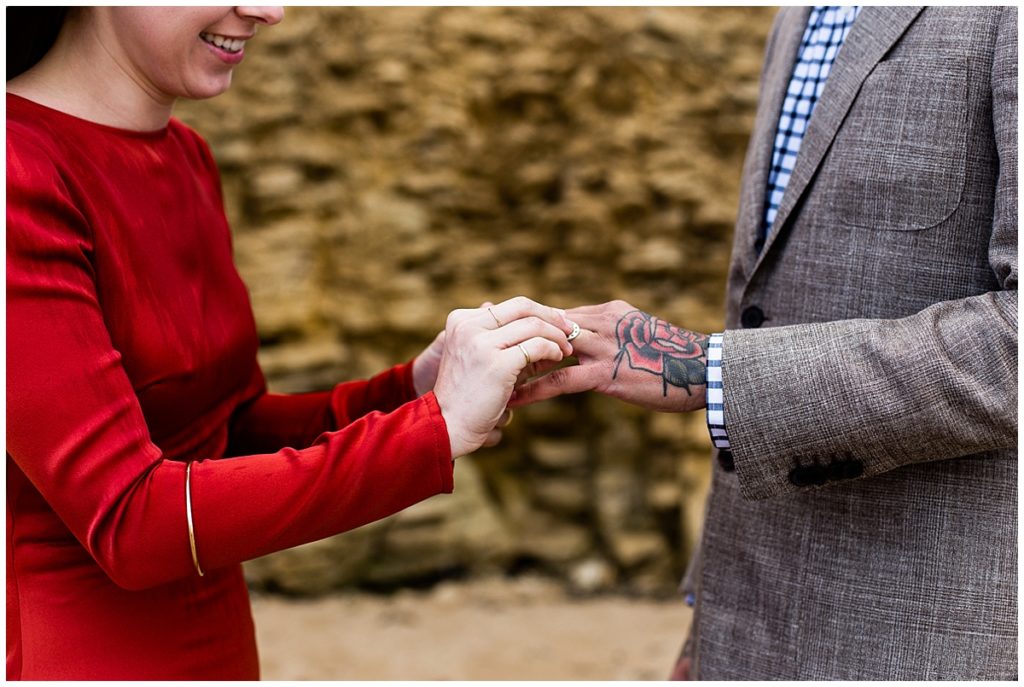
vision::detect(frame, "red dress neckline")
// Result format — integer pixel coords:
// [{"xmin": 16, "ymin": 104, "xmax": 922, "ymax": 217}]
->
[{"xmin": 6, "ymin": 91, "xmax": 171, "ymax": 140}]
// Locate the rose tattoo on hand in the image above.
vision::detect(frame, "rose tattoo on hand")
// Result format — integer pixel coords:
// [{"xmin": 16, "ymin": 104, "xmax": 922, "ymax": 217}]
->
[{"xmin": 613, "ymin": 310, "xmax": 709, "ymax": 396}]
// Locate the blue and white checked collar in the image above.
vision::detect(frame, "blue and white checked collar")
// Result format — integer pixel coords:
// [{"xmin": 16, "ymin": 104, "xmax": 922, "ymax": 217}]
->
[{"xmin": 762, "ymin": 6, "xmax": 861, "ymax": 241}]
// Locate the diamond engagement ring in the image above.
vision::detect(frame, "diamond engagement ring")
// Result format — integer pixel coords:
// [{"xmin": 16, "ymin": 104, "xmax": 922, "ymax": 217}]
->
[{"xmin": 566, "ymin": 322, "xmax": 581, "ymax": 342}]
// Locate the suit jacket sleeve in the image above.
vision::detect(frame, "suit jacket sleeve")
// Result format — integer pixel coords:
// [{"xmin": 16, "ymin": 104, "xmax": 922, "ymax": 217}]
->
[{"xmin": 722, "ymin": 9, "xmax": 1017, "ymax": 501}]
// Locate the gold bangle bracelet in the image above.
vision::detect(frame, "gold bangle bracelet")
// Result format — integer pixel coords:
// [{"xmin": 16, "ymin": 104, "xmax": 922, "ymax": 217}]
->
[{"xmin": 185, "ymin": 462, "xmax": 204, "ymax": 577}]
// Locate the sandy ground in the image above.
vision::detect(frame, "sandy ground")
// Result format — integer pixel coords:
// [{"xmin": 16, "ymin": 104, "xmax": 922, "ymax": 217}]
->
[{"xmin": 251, "ymin": 575, "xmax": 692, "ymax": 680}]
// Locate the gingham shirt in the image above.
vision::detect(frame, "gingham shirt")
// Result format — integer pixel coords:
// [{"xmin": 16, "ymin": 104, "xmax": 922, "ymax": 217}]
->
[{"xmin": 707, "ymin": 6, "xmax": 861, "ymax": 457}]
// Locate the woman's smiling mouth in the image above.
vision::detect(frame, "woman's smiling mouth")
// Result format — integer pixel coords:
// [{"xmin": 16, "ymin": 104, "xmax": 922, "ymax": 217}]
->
[{"xmin": 199, "ymin": 31, "xmax": 246, "ymax": 54}]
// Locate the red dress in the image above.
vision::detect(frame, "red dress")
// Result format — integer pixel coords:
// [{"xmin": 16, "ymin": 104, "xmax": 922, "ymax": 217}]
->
[{"xmin": 6, "ymin": 93, "xmax": 453, "ymax": 680}]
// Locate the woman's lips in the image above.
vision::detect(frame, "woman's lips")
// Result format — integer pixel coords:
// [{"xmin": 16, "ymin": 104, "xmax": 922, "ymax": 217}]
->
[{"xmin": 199, "ymin": 32, "xmax": 246, "ymax": 65}]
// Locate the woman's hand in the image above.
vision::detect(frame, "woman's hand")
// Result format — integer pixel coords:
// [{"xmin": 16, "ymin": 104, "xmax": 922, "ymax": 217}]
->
[
  {"xmin": 411, "ymin": 330, "xmax": 445, "ymax": 397},
  {"xmin": 411, "ymin": 302, "xmax": 501, "ymax": 397},
  {"xmin": 433, "ymin": 296, "xmax": 575, "ymax": 458}
]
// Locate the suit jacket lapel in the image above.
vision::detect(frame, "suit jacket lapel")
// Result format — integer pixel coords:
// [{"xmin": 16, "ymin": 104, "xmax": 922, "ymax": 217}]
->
[
  {"xmin": 748, "ymin": 6, "xmax": 925, "ymax": 278},
  {"xmin": 737, "ymin": 6, "xmax": 811, "ymax": 281}
]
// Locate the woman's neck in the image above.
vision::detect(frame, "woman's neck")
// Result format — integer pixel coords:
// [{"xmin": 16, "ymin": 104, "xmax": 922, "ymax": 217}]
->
[{"xmin": 7, "ymin": 13, "xmax": 174, "ymax": 132}]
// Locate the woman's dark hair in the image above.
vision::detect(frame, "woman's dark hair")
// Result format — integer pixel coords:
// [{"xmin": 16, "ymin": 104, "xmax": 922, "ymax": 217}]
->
[{"xmin": 7, "ymin": 7, "xmax": 70, "ymax": 81}]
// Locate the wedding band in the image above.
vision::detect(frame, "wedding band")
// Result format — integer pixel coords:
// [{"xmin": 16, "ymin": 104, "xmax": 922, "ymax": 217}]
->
[
  {"xmin": 488, "ymin": 307, "xmax": 502, "ymax": 328},
  {"xmin": 566, "ymin": 322, "xmax": 581, "ymax": 342},
  {"xmin": 501, "ymin": 409, "xmax": 514, "ymax": 427},
  {"xmin": 517, "ymin": 343, "xmax": 531, "ymax": 365},
  {"xmin": 185, "ymin": 462, "xmax": 204, "ymax": 577}
]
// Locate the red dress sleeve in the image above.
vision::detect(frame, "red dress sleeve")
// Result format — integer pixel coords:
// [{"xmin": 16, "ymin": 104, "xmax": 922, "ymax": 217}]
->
[
  {"xmin": 226, "ymin": 360, "xmax": 422, "ymax": 456},
  {"xmin": 6, "ymin": 139, "xmax": 453, "ymax": 591}
]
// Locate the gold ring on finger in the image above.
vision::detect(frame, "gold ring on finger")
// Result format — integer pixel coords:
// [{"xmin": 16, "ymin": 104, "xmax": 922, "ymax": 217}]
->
[
  {"xmin": 488, "ymin": 307, "xmax": 503, "ymax": 328},
  {"xmin": 517, "ymin": 343, "xmax": 531, "ymax": 365}
]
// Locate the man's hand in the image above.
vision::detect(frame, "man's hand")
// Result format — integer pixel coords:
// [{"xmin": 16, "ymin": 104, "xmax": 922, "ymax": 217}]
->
[{"xmin": 510, "ymin": 300, "xmax": 710, "ymax": 413}]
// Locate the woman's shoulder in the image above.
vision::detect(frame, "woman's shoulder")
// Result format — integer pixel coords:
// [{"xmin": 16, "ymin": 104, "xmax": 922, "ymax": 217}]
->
[
  {"xmin": 7, "ymin": 101, "xmax": 68, "ymax": 193},
  {"xmin": 6, "ymin": 93, "xmax": 99, "ymax": 187},
  {"xmin": 7, "ymin": 94, "xmax": 63, "ymax": 159},
  {"xmin": 166, "ymin": 117, "xmax": 220, "ymax": 177}
]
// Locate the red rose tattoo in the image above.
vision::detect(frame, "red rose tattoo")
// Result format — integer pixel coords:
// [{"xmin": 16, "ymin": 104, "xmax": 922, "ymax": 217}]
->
[{"xmin": 613, "ymin": 311, "xmax": 709, "ymax": 396}]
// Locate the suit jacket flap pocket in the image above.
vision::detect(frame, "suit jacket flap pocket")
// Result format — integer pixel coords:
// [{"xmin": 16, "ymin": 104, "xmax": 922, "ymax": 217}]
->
[{"xmin": 827, "ymin": 57, "xmax": 969, "ymax": 231}]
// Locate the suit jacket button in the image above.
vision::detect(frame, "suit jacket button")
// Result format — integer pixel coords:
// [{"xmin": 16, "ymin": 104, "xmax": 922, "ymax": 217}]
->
[
  {"xmin": 810, "ymin": 466, "xmax": 828, "ymax": 486},
  {"xmin": 826, "ymin": 461, "xmax": 847, "ymax": 482},
  {"xmin": 717, "ymin": 450, "xmax": 735, "ymax": 472},
  {"xmin": 844, "ymin": 460, "xmax": 864, "ymax": 479},
  {"xmin": 789, "ymin": 466, "xmax": 811, "ymax": 487},
  {"xmin": 741, "ymin": 306, "xmax": 765, "ymax": 328}
]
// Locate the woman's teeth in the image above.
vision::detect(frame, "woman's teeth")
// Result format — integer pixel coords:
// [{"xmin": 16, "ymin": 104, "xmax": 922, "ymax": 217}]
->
[{"xmin": 200, "ymin": 32, "xmax": 244, "ymax": 53}]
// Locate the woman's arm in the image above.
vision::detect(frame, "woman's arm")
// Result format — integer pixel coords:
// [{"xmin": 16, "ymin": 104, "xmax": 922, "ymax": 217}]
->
[
  {"xmin": 225, "ymin": 359, "xmax": 422, "ymax": 456},
  {"xmin": 227, "ymin": 325, "xmax": 447, "ymax": 455},
  {"xmin": 7, "ymin": 142, "xmax": 453, "ymax": 590}
]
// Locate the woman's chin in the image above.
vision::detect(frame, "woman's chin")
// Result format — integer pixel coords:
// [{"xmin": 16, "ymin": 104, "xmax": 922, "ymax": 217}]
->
[{"xmin": 183, "ymin": 74, "xmax": 234, "ymax": 101}]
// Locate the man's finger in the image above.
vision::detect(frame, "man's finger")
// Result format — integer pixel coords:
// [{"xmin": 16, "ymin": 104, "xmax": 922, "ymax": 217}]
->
[
  {"xmin": 564, "ymin": 303, "xmax": 611, "ymax": 316},
  {"xmin": 565, "ymin": 312, "xmax": 613, "ymax": 331},
  {"xmin": 517, "ymin": 358, "xmax": 568, "ymax": 384},
  {"xmin": 557, "ymin": 327, "xmax": 617, "ymax": 360},
  {"xmin": 509, "ymin": 365, "xmax": 596, "ymax": 407}
]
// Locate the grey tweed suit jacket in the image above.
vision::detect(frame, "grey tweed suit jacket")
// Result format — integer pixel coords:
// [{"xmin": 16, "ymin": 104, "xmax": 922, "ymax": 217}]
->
[{"xmin": 686, "ymin": 6, "xmax": 1017, "ymax": 680}]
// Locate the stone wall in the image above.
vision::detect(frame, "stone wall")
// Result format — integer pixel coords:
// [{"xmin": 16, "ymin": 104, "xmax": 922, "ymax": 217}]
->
[{"xmin": 175, "ymin": 6, "xmax": 776, "ymax": 596}]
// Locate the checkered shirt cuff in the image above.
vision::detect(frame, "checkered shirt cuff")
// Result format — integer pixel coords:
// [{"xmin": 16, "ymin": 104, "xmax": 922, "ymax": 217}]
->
[{"xmin": 705, "ymin": 333, "xmax": 729, "ymax": 451}]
